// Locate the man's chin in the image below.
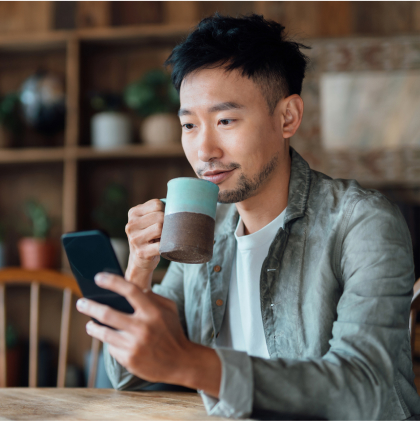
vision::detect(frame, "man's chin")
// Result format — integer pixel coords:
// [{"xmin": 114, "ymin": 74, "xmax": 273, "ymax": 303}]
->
[{"xmin": 217, "ymin": 189, "xmax": 248, "ymax": 204}]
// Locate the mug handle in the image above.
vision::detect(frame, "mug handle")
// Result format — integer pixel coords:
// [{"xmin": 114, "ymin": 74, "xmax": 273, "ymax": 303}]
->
[{"xmin": 160, "ymin": 198, "xmax": 166, "ymax": 204}]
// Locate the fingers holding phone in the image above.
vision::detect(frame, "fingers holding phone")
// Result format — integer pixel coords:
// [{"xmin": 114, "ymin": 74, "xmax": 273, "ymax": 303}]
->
[{"xmin": 125, "ymin": 199, "xmax": 165, "ymax": 275}]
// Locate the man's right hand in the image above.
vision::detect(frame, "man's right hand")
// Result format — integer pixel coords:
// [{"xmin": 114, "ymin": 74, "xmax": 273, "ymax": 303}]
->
[{"xmin": 124, "ymin": 199, "xmax": 165, "ymax": 288}]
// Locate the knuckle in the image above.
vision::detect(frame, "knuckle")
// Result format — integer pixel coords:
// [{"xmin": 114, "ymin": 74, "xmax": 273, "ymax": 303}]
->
[
  {"xmin": 150, "ymin": 198, "xmax": 163, "ymax": 212},
  {"xmin": 153, "ymin": 222, "xmax": 163, "ymax": 235},
  {"xmin": 101, "ymin": 306, "xmax": 111, "ymax": 321},
  {"xmin": 102, "ymin": 329, "xmax": 111, "ymax": 343},
  {"xmin": 127, "ymin": 207, "xmax": 136, "ymax": 219},
  {"xmin": 125, "ymin": 223, "xmax": 132, "ymax": 235}
]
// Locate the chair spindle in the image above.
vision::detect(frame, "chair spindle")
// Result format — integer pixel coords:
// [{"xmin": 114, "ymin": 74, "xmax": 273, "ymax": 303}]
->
[
  {"xmin": 0, "ymin": 284, "xmax": 6, "ymax": 387},
  {"xmin": 57, "ymin": 288, "xmax": 72, "ymax": 387},
  {"xmin": 88, "ymin": 338, "xmax": 101, "ymax": 388},
  {"xmin": 29, "ymin": 282, "xmax": 40, "ymax": 387}
]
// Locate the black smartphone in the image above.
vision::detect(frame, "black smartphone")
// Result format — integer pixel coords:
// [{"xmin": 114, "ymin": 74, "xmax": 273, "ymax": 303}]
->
[{"xmin": 61, "ymin": 230, "xmax": 134, "ymax": 326}]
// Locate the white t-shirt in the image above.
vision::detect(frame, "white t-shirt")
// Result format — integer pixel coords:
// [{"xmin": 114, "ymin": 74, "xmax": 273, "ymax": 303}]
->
[{"xmin": 216, "ymin": 208, "xmax": 287, "ymax": 358}]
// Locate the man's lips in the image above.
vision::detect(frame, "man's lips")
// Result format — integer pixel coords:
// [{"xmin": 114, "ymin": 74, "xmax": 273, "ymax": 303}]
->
[{"xmin": 201, "ymin": 169, "xmax": 236, "ymax": 184}]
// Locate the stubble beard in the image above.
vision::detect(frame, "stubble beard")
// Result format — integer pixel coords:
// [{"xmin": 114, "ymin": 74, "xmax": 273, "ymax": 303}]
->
[{"xmin": 217, "ymin": 153, "xmax": 280, "ymax": 204}]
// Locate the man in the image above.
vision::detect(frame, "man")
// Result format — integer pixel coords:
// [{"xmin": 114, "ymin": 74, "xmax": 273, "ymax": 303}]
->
[{"xmin": 76, "ymin": 14, "xmax": 420, "ymax": 419}]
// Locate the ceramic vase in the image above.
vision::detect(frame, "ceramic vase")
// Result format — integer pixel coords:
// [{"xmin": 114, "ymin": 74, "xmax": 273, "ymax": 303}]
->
[
  {"xmin": 141, "ymin": 113, "xmax": 180, "ymax": 146},
  {"xmin": 91, "ymin": 112, "xmax": 131, "ymax": 150}
]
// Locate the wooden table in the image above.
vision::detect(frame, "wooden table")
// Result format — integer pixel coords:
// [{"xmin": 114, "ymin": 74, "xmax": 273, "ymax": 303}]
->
[{"xmin": 0, "ymin": 389, "xmax": 224, "ymax": 420}]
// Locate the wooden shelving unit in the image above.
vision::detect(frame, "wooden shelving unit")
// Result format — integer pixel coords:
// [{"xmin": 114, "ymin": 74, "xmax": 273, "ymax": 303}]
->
[{"xmin": 0, "ymin": 24, "xmax": 196, "ymax": 271}]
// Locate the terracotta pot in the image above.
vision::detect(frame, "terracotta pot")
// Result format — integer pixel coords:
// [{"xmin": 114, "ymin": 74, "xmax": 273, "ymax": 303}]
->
[
  {"xmin": 18, "ymin": 238, "xmax": 56, "ymax": 270},
  {"xmin": 141, "ymin": 113, "xmax": 181, "ymax": 146}
]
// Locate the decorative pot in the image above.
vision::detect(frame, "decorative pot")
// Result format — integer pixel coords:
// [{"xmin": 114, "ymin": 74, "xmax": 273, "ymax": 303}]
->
[
  {"xmin": 91, "ymin": 112, "xmax": 131, "ymax": 150},
  {"xmin": 18, "ymin": 238, "xmax": 56, "ymax": 270},
  {"xmin": 141, "ymin": 113, "xmax": 180, "ymax": 146},
  {"xmin": 0, "ymin": 126, "xmax": 12, "ymax": 148},
  {"xmin": 110, "ymin": 238, "xmax": 129, "ymax": 272}
]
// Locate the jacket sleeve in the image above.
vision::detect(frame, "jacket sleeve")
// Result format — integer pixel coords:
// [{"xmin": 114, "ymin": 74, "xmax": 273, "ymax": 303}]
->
[
  {"xmin": 201, "ymin": 194, "xmax": 416, "ymax": 419},
  {"xmin": 104, "ymin": 261, "xmax": 185, "ymax": 390}
]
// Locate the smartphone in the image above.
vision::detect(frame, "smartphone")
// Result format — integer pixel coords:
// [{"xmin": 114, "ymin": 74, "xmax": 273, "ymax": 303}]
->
[{"xmin": 61, "ymin": 230, "xmax": 134, "ymax": 326}]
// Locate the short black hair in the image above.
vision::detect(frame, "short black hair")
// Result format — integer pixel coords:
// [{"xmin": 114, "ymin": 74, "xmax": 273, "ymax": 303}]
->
[{"xmin": 164, "ymin": 14, "xmax": 310, "ymax": 114}]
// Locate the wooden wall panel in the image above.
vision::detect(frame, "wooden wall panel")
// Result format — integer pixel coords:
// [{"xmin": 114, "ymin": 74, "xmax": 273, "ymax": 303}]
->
[
  {"xmin": 164, "ymin": 2, "xmax": 198, "ymax": 25},
  {"xmin": 0, "ymin": 1, "xmax": 53, "ymax": 34},
  {"xmin": 76, "ymin": 1, "xmax": 111, "ymax": 29},
  {"xmin": 112, "ymin": 2, "xmax": 163, "ymax": 26}
]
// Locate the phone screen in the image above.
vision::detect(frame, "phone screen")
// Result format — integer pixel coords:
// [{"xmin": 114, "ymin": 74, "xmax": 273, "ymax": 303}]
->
[{"xmin": 62, "ymin": 230, "xmax": 134, "ymax": 321}]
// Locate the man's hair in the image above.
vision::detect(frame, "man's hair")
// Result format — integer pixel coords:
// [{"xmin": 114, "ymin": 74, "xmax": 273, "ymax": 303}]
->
[{"xmin": 164, "ymin": 14, "xmax": 310, "ymax": 114}]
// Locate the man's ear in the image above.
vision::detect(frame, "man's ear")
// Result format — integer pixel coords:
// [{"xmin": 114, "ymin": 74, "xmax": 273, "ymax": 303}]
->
[{"xmin": 281, "ymin": 94, "xmax": 304, "ymax": 139}]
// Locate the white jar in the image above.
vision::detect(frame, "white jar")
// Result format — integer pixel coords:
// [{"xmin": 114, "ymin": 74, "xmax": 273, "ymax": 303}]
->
[{"xmin": 91, "ymin": 112, "xmax": 131, "ymax": 149}]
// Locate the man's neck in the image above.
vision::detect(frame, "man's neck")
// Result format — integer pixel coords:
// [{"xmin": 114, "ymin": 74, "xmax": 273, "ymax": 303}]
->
[{"xmin": 235, "ymin": 150, "xmax": 291, "ymax": 236}]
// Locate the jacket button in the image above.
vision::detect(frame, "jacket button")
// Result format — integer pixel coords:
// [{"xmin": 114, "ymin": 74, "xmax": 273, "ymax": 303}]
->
[
  {"xmin": 214, "ymin": 265, "xmax": 221, "ymax": 272},
  {"xmin": 216, "ymin": 299, "xmax": 223, "ymax": 306}
]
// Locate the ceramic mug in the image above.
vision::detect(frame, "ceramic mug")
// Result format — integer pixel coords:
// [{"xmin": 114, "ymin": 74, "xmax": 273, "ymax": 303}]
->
[{"xmin": 159, "ymin": 177, "xmax": 219, "ymax": 264}]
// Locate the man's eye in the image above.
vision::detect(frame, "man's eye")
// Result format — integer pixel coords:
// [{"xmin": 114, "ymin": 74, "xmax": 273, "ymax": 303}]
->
[
  {"xmin": 182, "ymin": 123, "xmax": 195, "ymax": 130},
  {"xmin": 219, "ymin": 119, "xmax": 235, "ymax": 126}
]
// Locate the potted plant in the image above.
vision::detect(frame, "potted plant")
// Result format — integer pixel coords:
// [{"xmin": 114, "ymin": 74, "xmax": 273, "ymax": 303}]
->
[
  {"xmin": 124, "ymin": 69, "xmax": 180, "ymax": 146},
  {"xmin": 90, "ymin": 92, "xmax": 131, "ymax": 150},
  {"xmin": 18, "ymin": 200, "xmax": 56, "ymax": 270},
  {"xmin": 92, "ymin": 183, "xmax": 130, "ymax": 271},
  {"xmin": 0, "ymin": 92, "xmax": 21, "ymax": 148}
]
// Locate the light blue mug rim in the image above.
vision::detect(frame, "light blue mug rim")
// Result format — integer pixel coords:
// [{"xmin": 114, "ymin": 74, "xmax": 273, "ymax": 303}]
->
[{"xmin": 162, "ymin": 177, "xmax": 219, "ymax": 219}]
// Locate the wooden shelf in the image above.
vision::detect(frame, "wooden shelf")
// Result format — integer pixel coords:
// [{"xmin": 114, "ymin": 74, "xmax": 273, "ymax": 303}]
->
[
  {"xmin": 0, "ymin": 147, "xmax": 66, "ymax": 164},
  {"xmin": 0, "ymin": 24, "xmax": 192, "ymax": 50},
  {"xmin": 73, "ymin": 144, "xmax": 185, "ymax": 160},
  {"xmin": 0, "ymin": 144, "xmax": 186, "ymax": 164}
]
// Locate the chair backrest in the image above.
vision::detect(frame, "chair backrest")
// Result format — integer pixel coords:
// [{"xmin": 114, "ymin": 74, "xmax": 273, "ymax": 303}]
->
[{"xmin": 0, "ymin": 267, "xmax": 100, "ymax": 388}]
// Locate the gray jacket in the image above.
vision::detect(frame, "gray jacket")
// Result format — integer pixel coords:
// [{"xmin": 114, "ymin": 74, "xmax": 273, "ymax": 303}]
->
[{"xmin": 104, "ymin": 148, "xmax": 420, "ymax": 420}]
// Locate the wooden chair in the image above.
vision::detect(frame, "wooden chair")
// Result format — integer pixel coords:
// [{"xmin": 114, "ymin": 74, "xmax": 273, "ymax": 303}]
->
[{"xmin": 0, "ymin": 267, "xmax": 100, "ymax": 388}]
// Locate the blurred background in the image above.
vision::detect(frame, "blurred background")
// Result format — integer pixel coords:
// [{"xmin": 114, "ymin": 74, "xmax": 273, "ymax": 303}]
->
[{"xmin": 1, "ymin": 0, "xmax": 420, "ymax": 388}]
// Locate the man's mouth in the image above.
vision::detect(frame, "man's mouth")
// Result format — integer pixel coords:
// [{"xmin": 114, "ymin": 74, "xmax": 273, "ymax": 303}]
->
[{"xmin": 201, "ymin": 169, "xmax": 236, "ymax": 184}]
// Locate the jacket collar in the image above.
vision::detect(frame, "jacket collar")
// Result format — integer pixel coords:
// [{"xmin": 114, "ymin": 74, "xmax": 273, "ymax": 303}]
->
[{"xmin": 220, "ymin": 147, "xmax": 312, "ymax": 234}]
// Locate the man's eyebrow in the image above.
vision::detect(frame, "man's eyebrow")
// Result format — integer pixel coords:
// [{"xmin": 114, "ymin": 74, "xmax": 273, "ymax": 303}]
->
[
  {"xmin": 178, "ymin": 102, "xmax": 245, "ymax": 117},
  {"xmin": 178, "ymin": 108, "xmax": 192, "ymax": 117},
  {"xmin": 208, "ymin": 102, "xmax": 245, "ymax": 113}
]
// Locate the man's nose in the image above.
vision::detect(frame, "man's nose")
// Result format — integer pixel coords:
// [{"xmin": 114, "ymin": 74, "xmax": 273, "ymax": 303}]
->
[{"xmin": 197, "ymin": 126, "xmax": 223, "ymax": 162}]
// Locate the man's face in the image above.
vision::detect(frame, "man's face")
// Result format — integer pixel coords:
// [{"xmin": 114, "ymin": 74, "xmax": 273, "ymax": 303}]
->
[{"xmin": 179, "ymin": 67, "xmax": 286, "ymax": 203}]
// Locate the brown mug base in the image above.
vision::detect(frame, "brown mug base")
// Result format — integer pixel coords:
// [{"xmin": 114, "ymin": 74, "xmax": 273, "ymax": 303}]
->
[
  {"xmin": 160, "ymin": 246, "xmax": 212, "ymax": 264},
  {"xmin": 159, "ymin": 212, "xmax": 215, "ymax": 264}
]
